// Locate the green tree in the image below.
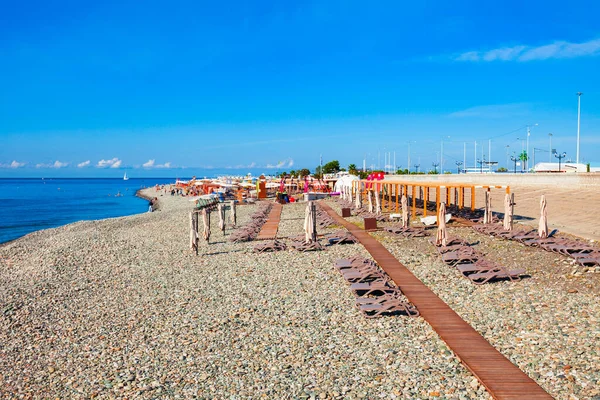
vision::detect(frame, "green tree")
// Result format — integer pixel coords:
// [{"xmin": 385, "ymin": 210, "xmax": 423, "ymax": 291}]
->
[
  {"xmin": 289, "ymin": 169, "xmax": 297, "ymax": 177},
  {"xmin": 279, "ymin": 171, "xmax": 287, "ymax": 178},
  {"xmin": 348, "ymin": 164, "xmax": 358, "ymax": 175},
  {"xmin": 299, "ymin": 168, "xmax": 311, "ymax": 177},
  {"xmin": 497, "ymin": 167, "xmax": 508, "ymax": 172},
  {"xmin": 322, "ymin": 160, "xmax": 340, "ymax": 174},
  {"xmin": 519, "ymin": 151, "xmax": 528, "ymax": 162}
]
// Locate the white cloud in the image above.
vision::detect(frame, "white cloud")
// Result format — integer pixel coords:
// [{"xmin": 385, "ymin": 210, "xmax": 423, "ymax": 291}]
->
[
  {"xmin": 248, "ymin": 162, "xmax": 256, "ymax": 168},
  {"xmin": 97, "ymin": 158, "xmax": 122, "ymax": 168},
  {"xmin": 77, "ymin": 160, "xmax": 91, "ymax": 168},
  {"xmin": 141, "ymin": 159, "xmax": 172, "ymax": 168},
  {"xmin": 265, "ymin": 158, "xmax": 293, "ymax": 169},
  {"xmin": 454, "ymin": 38, "xmax": 600, "ymax": 62},
  {"xmin": 0, "ymin": 160, "xmax": 26, "ymax": 168},
  {"xmin": 35, "ymin": 160, "xmax": 69, "ymax": 168},
  {"xmin": 53, "ymin": 160, "xmax": 68, "ymax": 168},
  {"xmin": 448, "ymin": 103, "xmax": 531, "ymax": 118}
]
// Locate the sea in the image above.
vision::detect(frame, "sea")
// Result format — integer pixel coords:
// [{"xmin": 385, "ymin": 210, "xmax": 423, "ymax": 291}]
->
[{"xmin": 0, "ymin": 178, "xmax": 176, "ymax": 244}]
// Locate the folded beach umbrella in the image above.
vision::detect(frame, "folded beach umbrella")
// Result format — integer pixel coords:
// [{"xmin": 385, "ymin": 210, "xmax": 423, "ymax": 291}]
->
[
  {"xmin": 189, "ymin": 212, "xmax": 198, "ymax": 251},
  {"xmin": 202, "ymin": 209, "xmax": 211, "ymax": 242},
  {"xmin": 304, "ymin": 201, "xmax": 316, "ymax": 243},
  {"xmin": 483, "ymin": 191, "xmax": 492, "ymax": 224},
  {"xmin": 401, "ymin": 194, "xmax": 409, "ymax": 228},
  {"xmin": 503, "ymin": 193, "xmax": 513, "ymax": 231},
  {"xmin": 368, "ymin": 190, "xmax": 374, "ymax": 213},
  {"xmin": 218, "ymin": 203, "xmax": 226, "ymax": 233},
  {"xmin": 435, "ymin": 202, "xmax": 448, "ymax": 247},
  {"xmin": 230, "ymin": 200, "xmax": 237, "ymax": 226},
  {"xmin": 355, "ymin": 184, "xmax": 362, "ymax": 209},
  {"xmin": 374, "ymin": 189, "xmax": 381, "ymax": 215},
  {"xmin": 538, "ymin": 195, "xmax": 548, "ymax": 238}
]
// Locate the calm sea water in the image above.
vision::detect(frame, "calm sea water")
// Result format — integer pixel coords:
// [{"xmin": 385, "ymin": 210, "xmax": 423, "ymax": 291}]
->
[{"xmin": 0, "ymin": 178, "xmax": 174, "ymax": 244}]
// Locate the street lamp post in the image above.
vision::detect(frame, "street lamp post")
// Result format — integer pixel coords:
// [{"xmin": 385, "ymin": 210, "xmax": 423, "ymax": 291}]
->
[
  {"xmin": 414, "ymin": 164, "xmax": 420, "ymax": 174},
  {"xmin": 555, "ymin": 151, "xmax": 567, "ymax": 172},
  {"xmin": 510, "ymin": 155, "xmax": 518, "ymax": 174},
  {"xmin": 576, "ymin": 92, "xmax": 583, "ymax": 164},
  {"xmin": 505, "ymin": 145, "xmax": 510, "ymax": 169},
  {"xmin": 432, "ymin": 162, "xmax": 439, "ymax": 174},
  {"xmin": 476, "ymin": 156, "xmax": 486, "ymax": 173},
  {"xmin": 455, "ymin": 161, "xmax": 463, "ymax": 174}
]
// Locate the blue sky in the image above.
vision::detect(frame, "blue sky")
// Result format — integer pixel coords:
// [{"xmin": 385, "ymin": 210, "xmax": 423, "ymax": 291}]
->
[{"xmin": 1, "ymin": 0, "xmax": 599, "ymax": 177}]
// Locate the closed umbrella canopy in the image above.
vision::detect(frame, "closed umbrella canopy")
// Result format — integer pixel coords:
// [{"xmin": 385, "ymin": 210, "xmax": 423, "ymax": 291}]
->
[
  {"xmin": 401, "ymin": 194, "xmax": 409, "ymax": 228},
  {"xmin": 368, "ymin": 190, "xmax": 374, "ymax": 213},
  {"xmin": 374, "ymin": 190, "xmax": 381, "ymax": 215},
  {"xmin": 202, "ymin": 209, "xmax": 211, "ymax": 242},
  {"xmin": 230, "ymin": 200, "xmax": 237, "ymax": 226},
  {"xmin": 304, "ymin": 201, "xmax": 316, "ymax": 243},
  {"xmin": 503, "ymin": 194, "xmax": 513, "ymax": 231},
  {"xmin": 435, "ymin": 202, "xmax": 448, "ymax": 247},
  {"xmin": 484, "ymin": 191, "xmax": 492, "ymax": 224},
  {"xmin": 218, "ymin": 203, "xmax": 226, "ymax": 233},
  {"xmin": 538, "ymin": 195, "xmax": 548, "ymax": 238},
  {"xmin": 355, "ymin": 184, "xmax": 362, "ymax": 209}
]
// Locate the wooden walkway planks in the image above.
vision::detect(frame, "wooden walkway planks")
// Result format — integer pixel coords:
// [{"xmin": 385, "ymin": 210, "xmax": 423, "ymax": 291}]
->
[
  {"xmin": 256, "ymin": 203, "xmax": 283, "ymax": 240},
  {"xmin": 319, "ymin": 202, "xmax": 552, "ymax": 400}
]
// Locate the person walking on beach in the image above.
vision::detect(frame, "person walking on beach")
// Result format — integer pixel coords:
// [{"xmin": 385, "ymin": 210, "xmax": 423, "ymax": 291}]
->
[{"xmin": 148, "ymin": 198, "xmax": 154, "ymax": 212}]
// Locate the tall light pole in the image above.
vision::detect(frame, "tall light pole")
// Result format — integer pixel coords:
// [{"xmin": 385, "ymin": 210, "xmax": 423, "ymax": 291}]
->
[
  {"xmin": 440, "ymin": 136, "xmax": 450, "ymax": 173},
  {"xmin": 505, "ymin": 145, "xmax": 510, "ymax": 169},
  {"xmin": 548, "ymin": 133, "xmax": 553, "ymax": 162},
  {"xmin": 463, "ymin": 142, "xmax": 466, "ymax": 172},
  {"xmin": 525, "ymin": 123, "xmax": 538, "ymax": 172},
  {"xmin": 576, "ymin": 92, "xmax": 583, "ymax": 164}
]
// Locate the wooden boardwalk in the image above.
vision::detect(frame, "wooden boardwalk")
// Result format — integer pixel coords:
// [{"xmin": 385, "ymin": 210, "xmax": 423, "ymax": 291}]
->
[
  {"xmin": 319, "ymin": 202, "xmax": 552, "ymax": 400},
  {"xmin": 256, "ymin": 203, "xmax": 283, "ymax": 240}
]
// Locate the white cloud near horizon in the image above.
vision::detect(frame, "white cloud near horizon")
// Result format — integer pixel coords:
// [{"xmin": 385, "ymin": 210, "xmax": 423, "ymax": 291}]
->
[
  {"xmin": 35, "ymin": 160, "xmax": 69, "ymax": 168},
  {"xmin": 77, "ymin": 160, "xmax": 91, "ymax": 168},
  {"xmin": 265, "ymin": 158, "xmax": 293, "ymax": 169},
  {"xmin": 448, "ymin": 103, "xmax": 531, "ymax": 118},
  {"xmin": 53, "ymin": 160, "xmax": 69, "ymax": 168},
  {"xmin": 454, "ymin": 38, "xmax": 600, "ymax": 62},
  {"xmin": 0, "ymin": 160, "xmax": 26, "ymax": 168},
  {"xmin": 97, "ymin": 158, "xmax": 122, "ymax": 168},
  {"xmin": 141, "ymin": 159, "xmax": 172, "ymax": 168}
]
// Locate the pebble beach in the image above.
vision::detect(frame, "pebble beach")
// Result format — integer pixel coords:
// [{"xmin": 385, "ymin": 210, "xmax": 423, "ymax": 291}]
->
[{"xmin": 1, "ymin": 189, "xmax": 599, "ymax": 399}]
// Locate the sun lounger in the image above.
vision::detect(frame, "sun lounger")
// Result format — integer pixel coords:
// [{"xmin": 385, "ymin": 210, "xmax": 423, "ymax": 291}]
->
[
  {"xmin": 326, "ymin": 231, "xmax": 358, "ymax": 245},
  {"xmin": 350, "ymin": 280, "xmax": 395, "ymax": 296},
  {"xmin": 441, "ymin": 248, "xmax": 480, "ymax": 266},
  {"xmin": 467, "ymin": 267, "xmax": 526, "ymax": 285},
  {"xmin": 356, "ymin": 293, "xmax": 419, "ymax": 318},
  {"xmin": 253, "ymin": 240, "xmax": 287, "ymax": 253},
  {"xmin": 290, "ymin": 240, "xmax": 323, "ymax": 252}
]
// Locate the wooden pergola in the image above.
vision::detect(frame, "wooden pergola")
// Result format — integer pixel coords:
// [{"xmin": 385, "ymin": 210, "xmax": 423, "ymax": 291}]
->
[{"xmin": 353, "ymin": 180, "xmax": 510, "ymax": 221}]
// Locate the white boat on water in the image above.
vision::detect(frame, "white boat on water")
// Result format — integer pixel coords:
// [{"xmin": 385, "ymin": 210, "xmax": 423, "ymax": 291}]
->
[{"xmin": 123, "ymin": 172, "xmax": 129, "ymax": 181}]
